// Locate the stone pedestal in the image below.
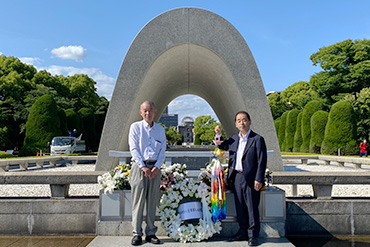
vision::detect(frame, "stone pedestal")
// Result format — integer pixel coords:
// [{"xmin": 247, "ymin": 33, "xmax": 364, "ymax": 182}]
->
[
  {"xmin": 99, "ymin": 190, "xmax": 131, "ymax": 221},
  {"xmin": 97, "ymin": 186, "xmax": 286, "ymax": 237}
]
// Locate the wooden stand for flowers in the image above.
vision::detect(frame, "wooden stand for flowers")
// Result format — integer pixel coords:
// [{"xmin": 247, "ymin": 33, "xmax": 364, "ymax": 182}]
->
[{"xmin": 99, "ymin": 189, "xmax": 132, "ymax": 221}]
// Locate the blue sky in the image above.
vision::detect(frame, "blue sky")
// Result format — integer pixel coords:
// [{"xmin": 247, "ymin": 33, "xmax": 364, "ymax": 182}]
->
[{"xmin": 1, "ymin": 0, "xmax": 370, "ymax": 124}]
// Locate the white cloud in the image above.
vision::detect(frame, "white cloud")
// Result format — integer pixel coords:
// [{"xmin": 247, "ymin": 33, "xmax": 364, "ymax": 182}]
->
[
  {"xmin": 51, "ymin": 45, "xmax": 87, "ymax": 62},
  {"xmin": 19, "ymin": 57, "xmax": 41, "ymax": 65},
  {"xmin": 40, "ymin": 65, "xmax": 115, "ymax": 100},
  {"xmin": 0, "ymin": 52, "xmax": 3, "ymax": 55},
  {"xmin": 168, "ymin": 95, "xmax": 219, "ymax": 125}
]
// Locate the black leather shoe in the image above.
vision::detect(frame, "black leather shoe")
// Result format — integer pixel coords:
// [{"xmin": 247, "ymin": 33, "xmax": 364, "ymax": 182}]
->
[
  {"xmin": 131, "ymin": 235, "xmax": 142, "ymax": 246},
  {"xmin": 228, "ymin": 234, "xmax": 248, "ymax": 242},
  {"xmin": 145, "ymin": 235, "xmax": 160, "ymax": 244},
  {"xmin": 248, "ymin": 237, "xmax": 258, "ymax": 246}
]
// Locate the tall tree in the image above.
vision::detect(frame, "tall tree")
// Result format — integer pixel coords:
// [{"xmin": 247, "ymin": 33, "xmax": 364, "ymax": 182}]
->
[
  {"xmin": 166, "ymin": 127, "xmax": 183, "ymax": 145},
  {"xmin": 62, "ymin": 74, "xmax": 99, "ymax": 110},
  {"xmin": 95, "ymin": 96, "xmax": 109, "ymax": 146},
  {"xmin": 0, "ymin": 55, "xmax": 36, "ymax": 149},
  {"xmin": 280, "ymin": 81, "xmax": 319, "ymax": 110},
  {"xmin": 268, "ymin": 92, "xmax": 287, "ymax": 120},
  {"xmin": 346, "ymin": 87, "xmax": 370, "ymax": 141},
  {"xmin": 78, "ymin": 107, "xmax": 97, "ymax": 152},
  {"xmin": 193, "ymin": 116, "xmax": 218, "ymax": 143},
  {"xmin": 310, "ymin": 39, "xmax": 370, "ymax": 103}
]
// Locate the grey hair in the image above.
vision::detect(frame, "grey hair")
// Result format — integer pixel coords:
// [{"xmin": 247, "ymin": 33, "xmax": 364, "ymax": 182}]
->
[{"xmin": 140, "ymin": 100, "xmax": 156, "ymax": 109}]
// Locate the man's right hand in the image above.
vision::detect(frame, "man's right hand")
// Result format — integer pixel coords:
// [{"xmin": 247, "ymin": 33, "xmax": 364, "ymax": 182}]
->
[{"xmin": 141, "ymin": 167, "xmax": 151, "ymax": 177}]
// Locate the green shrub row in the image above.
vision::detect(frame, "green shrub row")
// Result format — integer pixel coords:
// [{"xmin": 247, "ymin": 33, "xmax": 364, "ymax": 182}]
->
[{"xmin": 277, "ymin": 100, "xmax": 358, "ymax": 155}]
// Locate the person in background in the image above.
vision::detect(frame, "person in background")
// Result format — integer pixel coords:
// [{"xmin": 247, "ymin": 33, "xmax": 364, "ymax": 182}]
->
[
  {"xmin": 72, "ymin": 129, "xmax": 79, "ymax": 138},
  {"xmin": 213, "ymin": 125, "xmax": 224, "ymax": 144},
  {"xmin": 128, "ymin": 101, "xmax": 166, "ymax": 246},
  {"xmin": 214, "ymin": 111, "xmax": 267, "ymax": 246},
  {"xmin": 360, "ymin": 139, "xmax": 368, "ymax": 157}
]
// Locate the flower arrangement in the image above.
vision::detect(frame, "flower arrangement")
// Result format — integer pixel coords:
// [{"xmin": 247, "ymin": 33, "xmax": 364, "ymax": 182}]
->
[
  {"xmin": 160, "ymin": 163, "xmax": 188, "ymax": 191},
  {"xmin": 198, "ymin": 163, "xmax": 213, "ymax": 187},
  {"xmin": 265, "ymin": 168, "xmax": 272, "ymax": 186},
  {"xmin": 97, "ymin": 163, "xmax": 131, "ymax": 194},
  {"xmin": 260, "ymin": 168, "xmax": 273, "ymax": 191},
  {"xmin": 159, "ymin": 177, "xmax": 222, "ymax": 243}
]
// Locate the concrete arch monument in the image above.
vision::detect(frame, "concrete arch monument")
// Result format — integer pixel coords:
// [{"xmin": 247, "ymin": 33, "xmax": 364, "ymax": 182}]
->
[{"xmin": 96, "ymin": 8, "xmax": 283, "ymax": 172}]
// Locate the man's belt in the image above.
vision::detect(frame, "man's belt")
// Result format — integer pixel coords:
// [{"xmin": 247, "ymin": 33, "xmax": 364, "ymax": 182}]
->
[{"xmin": 144, "ymin": 160, "xmax": 157, "ymax": 166}]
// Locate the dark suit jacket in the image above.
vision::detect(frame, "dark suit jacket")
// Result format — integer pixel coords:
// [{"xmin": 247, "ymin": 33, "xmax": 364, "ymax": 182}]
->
[{"xmin": 219, "ymin": 130, "xmax": 267, "ymax": 188}]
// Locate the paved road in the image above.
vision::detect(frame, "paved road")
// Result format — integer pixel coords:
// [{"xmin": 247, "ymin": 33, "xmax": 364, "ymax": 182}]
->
[{"xmin": 87, "ymin": 236, "xmax": 293, "ymax": 247}]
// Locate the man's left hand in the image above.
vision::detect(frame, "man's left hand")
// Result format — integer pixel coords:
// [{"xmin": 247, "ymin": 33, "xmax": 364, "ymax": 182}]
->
[
  {"xmin": 254, "ymin": 181, "xmax": 263, "ymax": 191},
  {"xmin": 150, "ymin": 166, "xmax": 159, "ymax": 179}
]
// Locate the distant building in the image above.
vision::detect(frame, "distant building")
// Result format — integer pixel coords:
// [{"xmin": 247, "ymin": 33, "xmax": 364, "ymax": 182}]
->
[
  {"xmin": 177, "ymin": 116, "xmax": 194, "ymax": 143},
  {"xmin": 266, "ymin": 91, "xmax": 281, "ymax": 96},
  {"xmin": 159, "ymin": 106, "xmax": 178, "ymax": 129}
]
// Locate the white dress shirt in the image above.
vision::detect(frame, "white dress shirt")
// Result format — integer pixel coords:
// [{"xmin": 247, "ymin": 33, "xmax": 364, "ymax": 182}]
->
[
  {"xmin": 235, "ymin": 129, "xmax": 251, "ymax": 172},
  {"xmin": 215, "ymin": 134, "xmax": 222, "ymax": 140},
  {"xmin": 129, "ymin": 120, "xmax": 167, "ymax": 168}
]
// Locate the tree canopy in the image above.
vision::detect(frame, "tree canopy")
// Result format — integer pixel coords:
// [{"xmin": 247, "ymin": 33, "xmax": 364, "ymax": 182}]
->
[
  {"xmin": 0, "ymin": 55, "xmax": 108, "ymax": 152},
  {"xmin": 193, "ymin": 116, "xmax": 219, "ymax": 143},
  {"xmin": 310, "ymin": 39, "xmax": 370, "ymax": 103}
]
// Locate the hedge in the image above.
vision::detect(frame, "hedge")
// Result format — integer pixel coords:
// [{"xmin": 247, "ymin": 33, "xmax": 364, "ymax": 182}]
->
[
  {"xmin": 0, "ymin": 151, "xmax": 13, "ymax": 158},
  {"xmin": 20, "ymin": 94, "xmax": 61, "ymax": 156},
  {"xmin": 309, "ymin": 110, "xmax": 329, "ymax": 154},
  {"xmin": 274, "ymin": 119, "xmax": 281, "ymax": 136},
  {"xmin": 293, "ymin": 112, "xmax": 303, "ymax": 152},
  {"xmin": 278, "ymin": 112, "xmax": 289, "ymax": 151},
  {"xmin": 285, "ymin": 109, "xmax": 300, "ymax": 152},
  {"xmin": 300, "ymin": 100, "xmax": 323, "ymax": 152},
  {"xmin": 321, "ymin": 101, "xmax": 357, "ymax": 155}
]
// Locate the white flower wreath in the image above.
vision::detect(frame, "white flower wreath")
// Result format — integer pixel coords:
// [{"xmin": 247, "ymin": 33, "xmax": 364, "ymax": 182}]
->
[{"xmin": 159, "ymin": 177, "xmax": 222, "ymax": 243}]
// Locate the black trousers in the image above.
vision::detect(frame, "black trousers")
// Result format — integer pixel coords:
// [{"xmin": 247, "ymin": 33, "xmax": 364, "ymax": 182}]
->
[{"xmin": 233, "ymin": 172, "xmax": 261, "ymax": 238}]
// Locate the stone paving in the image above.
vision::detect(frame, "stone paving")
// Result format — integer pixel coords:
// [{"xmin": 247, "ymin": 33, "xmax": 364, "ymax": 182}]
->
[{"xmin": 87, "ymin": 236, "xmax": 293, "ymax": 247}]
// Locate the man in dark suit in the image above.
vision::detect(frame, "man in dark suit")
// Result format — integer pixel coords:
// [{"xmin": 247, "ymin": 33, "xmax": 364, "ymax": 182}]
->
[{"xmin": 215, "ymin": 111, "xmax": 267, "ymax": 246}]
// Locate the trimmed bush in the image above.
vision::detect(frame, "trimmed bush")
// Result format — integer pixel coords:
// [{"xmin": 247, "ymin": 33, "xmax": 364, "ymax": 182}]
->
[
  {"xmin": 278, "ymin": 111, "xmax": 288, "ymax": 151},
  {"xmin": 18, "ymin": 144, "xmax": 39, "ymax": 157},
  {"xmin": 293, "ymin": 112, "xmax": 303, "ymax": 152},
  {"xmin": 321, "ymin": 101, "xmax": 357, "ymax": 155},
  {"xmin": 300, "ymin": 100, "xmax": 323, "ymax": 152},
  {"xmin": 274, "ymin": 119, "xmax": 281, "ymax": 136},
  {"xmin": 78, "ymin": 107, "xmax": 97, "ymax": 151},
  {"xmin": 20, "ymin": 94, "xmax": 61, "ymax": 156},
  {"xmin": 309, "ymin": 110, "xmax": 329, "ymax": 153},
  {"xmin": 285, "ymin": 109, "xmax": 300, "ymax": 152},
  {"xmin": 0, "ymin": 151, "xmax": 13, "ymax": 158}
]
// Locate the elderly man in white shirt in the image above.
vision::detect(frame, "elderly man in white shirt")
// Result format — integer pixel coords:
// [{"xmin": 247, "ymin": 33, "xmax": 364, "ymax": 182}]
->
[{"xmin": 128, "ymin": 101, "xmax": 166, "ymax": 246}]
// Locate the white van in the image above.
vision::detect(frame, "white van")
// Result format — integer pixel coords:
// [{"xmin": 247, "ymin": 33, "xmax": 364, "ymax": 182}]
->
[{"xmin": 50, "ymin": 136, "xmax": 77, "ymax": 155}]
